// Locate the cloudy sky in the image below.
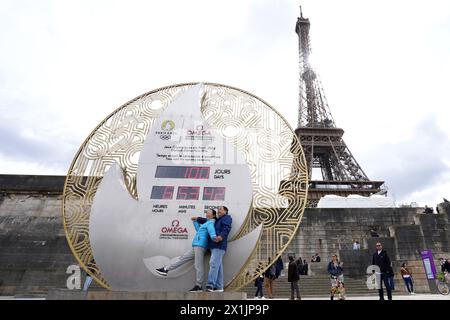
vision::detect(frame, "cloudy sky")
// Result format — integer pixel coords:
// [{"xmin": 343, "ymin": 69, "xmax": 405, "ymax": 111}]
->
[{"xmin": 1, "ymin": 0, "xmax": 449, "ymax": 206}]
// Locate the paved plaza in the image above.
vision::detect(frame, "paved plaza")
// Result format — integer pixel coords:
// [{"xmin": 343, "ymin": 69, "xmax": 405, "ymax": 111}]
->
[
  {"xmin": 0, "ymin": 293, "xmax": 449, "ymax": 301},
  {"xmin": 249, "ymin": 293, "xmax": 450, "ymax": 300}
]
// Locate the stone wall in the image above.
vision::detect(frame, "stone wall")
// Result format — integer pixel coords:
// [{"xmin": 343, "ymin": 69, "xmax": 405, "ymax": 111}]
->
[
  {"xmin": 0, "ymin": 193, "xmax": 78, "ymax": 295},
  {"xmin": 285, "ymin": 204, "xmax": 450, "ymax": 293},
  {"xmin": 1, "ymin": 174, "xmax": 449, "ymax": 295}
]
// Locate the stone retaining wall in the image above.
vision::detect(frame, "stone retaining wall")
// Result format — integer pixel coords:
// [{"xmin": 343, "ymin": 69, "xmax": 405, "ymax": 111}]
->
[{"xmin": 1, "ymin": 174, "xmax": 449, "ymax": 295}]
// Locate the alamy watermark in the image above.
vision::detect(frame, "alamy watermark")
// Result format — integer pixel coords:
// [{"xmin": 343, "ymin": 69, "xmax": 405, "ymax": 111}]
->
[
  {"xmin": 66, "ymin": 265, "xmax": 81, "ymax": 290},
  {"xmin": 366, "ymin": 265, "xmax": 381, "ymax": 290}
]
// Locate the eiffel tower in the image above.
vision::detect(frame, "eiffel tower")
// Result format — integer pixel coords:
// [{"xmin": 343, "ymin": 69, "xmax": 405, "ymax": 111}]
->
[{"xmin": 295, "ymin": 8, "xmax": 385, "ymax": 207}]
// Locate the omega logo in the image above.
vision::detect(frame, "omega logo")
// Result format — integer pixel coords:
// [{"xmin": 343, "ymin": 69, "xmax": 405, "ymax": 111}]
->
[
  {"xmin": 160, "ymin": 220, "xmax": 188, "ymax": 234},
  {"xmin": 171, "ymin": 220, "xmax": 180, "ymax": 227}
]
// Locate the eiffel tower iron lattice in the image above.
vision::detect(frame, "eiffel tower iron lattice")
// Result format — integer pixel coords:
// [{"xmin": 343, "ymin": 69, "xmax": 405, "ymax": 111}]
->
[{"xmin": 294, "ymin": 7, "xmax": 385, "ymax": 207}]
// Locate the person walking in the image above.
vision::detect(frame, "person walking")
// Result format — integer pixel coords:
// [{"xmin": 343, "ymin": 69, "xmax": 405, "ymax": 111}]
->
[
  {"xmin": 253, "ymin": 261, "xmax": 265, "ymax": 299},
  {"xmin": 440, "ymin": 258, "xmax": 450, "ymax": 273},
  {"xmin": 156, "ymin": 209, "xmax": 217, "ymax": 291},
  {"xmin": 275, "ymin": 256, "xmax": 284, "ymax": 279},
  {"xmin": 264, "ymin": 258, "xmax": 277, "ymax": 299},
  {"xmin": 400, "ymin": 262, "xmax": 415, "ymax": 294},
  {"xmin": 439, "ymin": 258, "xmax": 450, "ymax": 284},
  {"xmin": 196, "ymin": 206, "xmax": 232, "ymax": 292},
  {"xmin": 328, "ymin": 254, "xmax": 346, "ymax": 300},
  {"xmin": 386, "ymin": 265, "xmax": 395, "ymax": 292},
  {"xmin": 288, "ymin": 256, "xmax": 301, "ymax": 300},
  {"xmin": 254, "ymin": 273, "xmax": 264, "ymax": 299},
  {"xmin": 295, "ymin": 257, "xmax": 303, "ymax": 275},
  {"xmin": 372, "ymin": 242, "xmax": 392, "ymax": 300},
  {"xmin": 303, "ymin": 260, "xmax": 309, "ymax": 276}
]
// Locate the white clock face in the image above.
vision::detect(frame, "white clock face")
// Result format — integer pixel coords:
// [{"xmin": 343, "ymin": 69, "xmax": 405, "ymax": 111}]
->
[
  {"xmin": 64, "ymin": 82, "xmax": 307, "ymax": 292},
  {"xmin": 89, "ymin": 84, "xmax": 260, "ymax": 291}
]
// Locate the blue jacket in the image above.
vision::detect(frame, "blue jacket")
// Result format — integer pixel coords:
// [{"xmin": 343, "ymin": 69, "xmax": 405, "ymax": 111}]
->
[
  {"xmin": 197, "ymin": 214, "xmax": 232, "ymax": 251},
  {"xmin": 328, "ymin": 262, "xmax": 343, "ymax": 277},
  {"xmin": 192, "ymin": 220, "xmax": 217, "ymax": 248}
]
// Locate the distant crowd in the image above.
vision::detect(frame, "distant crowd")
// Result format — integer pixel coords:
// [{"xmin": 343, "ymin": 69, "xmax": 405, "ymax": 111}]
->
[{"xmin": 250, "ymin": 242, "xmax": 450, "ymax": 301}]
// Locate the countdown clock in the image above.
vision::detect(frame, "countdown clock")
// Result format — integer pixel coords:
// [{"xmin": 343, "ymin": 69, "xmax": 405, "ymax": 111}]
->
[
  {"xmin": 88, "ymin": 84, "xmax": 257, "ymax": 290},
  {"xmin": 62, "ymin": 83, "xmax": 308, "ymax": 292}
]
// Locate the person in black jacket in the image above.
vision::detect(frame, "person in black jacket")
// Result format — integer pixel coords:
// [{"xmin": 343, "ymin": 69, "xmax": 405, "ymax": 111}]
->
[
  {"xmin": 303, "ymin": 260, "xmax": 309, "ymax": 275},
  {"xmin": 440, "ymin": 258, "xmax": 450, "ymax": 273},
  {"xmin": 372, "ymin": 242, "xmax": 392, "ymax": 300},
  {"xmin": 254, "ymin": 274, "xmax": 264, "ymax": 299},
  {"xmin": 275, "ymin": 256, "xmax": 284, "ymax": 279},
  {"xmin": 254, "ymin": 262, "xmax": 265, "ymax": 299},
  {"xmin": 295, "ymin": 257, "xmax": 303, "ymax": 275},
  {"xmin": 288, "ymin": 256, "xmax": 301, "ymax": 300}
]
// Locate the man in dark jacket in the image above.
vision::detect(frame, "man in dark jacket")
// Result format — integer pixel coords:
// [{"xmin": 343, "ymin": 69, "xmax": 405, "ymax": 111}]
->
[
  {"xmin": 372, "ymin": 242, "xmax": 392, "ymax": 300},
  {"xmin": 197, "ymin": 206, "xmax": 232, "ymax": 292},
  {"xmin": 275, "ymin": 257, "xmax": 284, "ymax": 279},
  {"xmin": 288, "ymin": 256, "xmax": 301, "ymax": 300}
]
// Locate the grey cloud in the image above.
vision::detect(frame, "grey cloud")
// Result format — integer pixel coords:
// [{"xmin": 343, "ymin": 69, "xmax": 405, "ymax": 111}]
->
[
  {"xmin": 0, "ymin": 82, "xmax": 81, "ymax": 168},
  {"xmin": 360, "ymin": 116, "xmax": 450, "ymax": 201},
  {"xmin": 0, "ymin": 124, "xmax": 77, "ymax": 169}
]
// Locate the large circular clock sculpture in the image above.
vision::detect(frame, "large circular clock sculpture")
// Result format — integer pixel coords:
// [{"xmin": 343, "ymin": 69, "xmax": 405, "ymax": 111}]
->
[{"xmin": 62, "ymin": 83, "xmax": 308, "ymax": 291}]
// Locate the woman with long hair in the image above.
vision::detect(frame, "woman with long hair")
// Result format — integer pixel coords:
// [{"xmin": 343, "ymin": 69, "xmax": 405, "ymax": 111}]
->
[
  {"xmin": 328, "ymin": 254, "xmax": 346, "ymax": 300},
  {"xmin": 400, "ymin": 262, "xmax": 415, "ymax": 294}
]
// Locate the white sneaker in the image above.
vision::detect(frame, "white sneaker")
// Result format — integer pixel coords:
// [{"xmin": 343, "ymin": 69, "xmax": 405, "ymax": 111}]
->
[{"xmin": 411, "ymin": 292, "xmax": 415, "ymax": 295}]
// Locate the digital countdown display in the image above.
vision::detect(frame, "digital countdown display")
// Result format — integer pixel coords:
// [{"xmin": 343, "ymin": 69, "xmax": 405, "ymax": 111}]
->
[
  {"xmin": 150, "ymin": 186, "xmax": 174, "ymax": 200},
  {"xmin": 150, "ymin": 167, "xmax": 227, "ymax": 201},
  {"xmin": 155, "ymin": 166, "xmax": 210, "ymax": 179},
  {"xmin": 152, "ymin": 165, "xmax": 228, "ymax": 202}
]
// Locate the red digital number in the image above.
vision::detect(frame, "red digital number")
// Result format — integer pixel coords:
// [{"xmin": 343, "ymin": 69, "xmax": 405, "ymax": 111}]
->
[
  {"xmin": 177, "ymin": 187, "xmax": 200, "ymax": 200},
  {"xmin": 177, "ymin": 187, "xmax": 188, "ymax": 199},
  {"xmin": 183, "ymin": 167, "xmax": 209, "ymax": 179},
  {"xmin": 200, "ymin": 167, "xmax": 209, "ymax": 179},
  {"xmin": 213, "ymin": 188, "xmax": 225, "ymax": 201},
  {"xmin": 203, "ymin": 187, "xmax": 225, "ymax": 201},
  {"xmin": 190, "ymin": 167, "xmax": 200, "ymax": 179},
  {"xmin": 191, "ymin": 187, "xmax": 200, "ymax": 200},
  {"xmin": 203, "ymin": 187, "xmax": 214, "ymax": 200}
]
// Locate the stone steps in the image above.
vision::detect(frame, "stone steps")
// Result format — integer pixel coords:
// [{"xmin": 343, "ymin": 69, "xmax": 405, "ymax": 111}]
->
[{"xmin": 241, "ymin": 274, "xmax": 380, "ymax": 297}]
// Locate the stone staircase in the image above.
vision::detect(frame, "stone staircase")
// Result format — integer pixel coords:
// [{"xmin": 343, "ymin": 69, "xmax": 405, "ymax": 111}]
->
[{"xmin": 241, "ymin": 262, "xmax": 379, "ymax": 298}]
